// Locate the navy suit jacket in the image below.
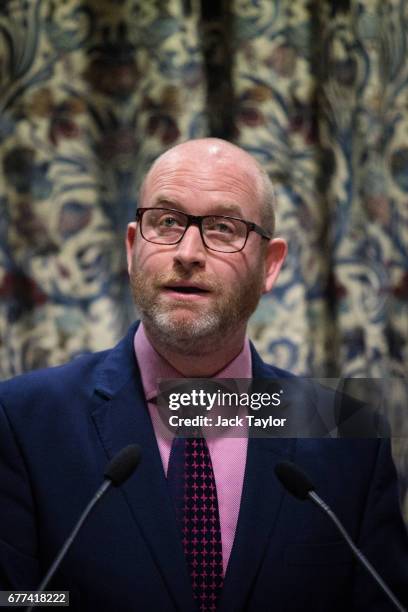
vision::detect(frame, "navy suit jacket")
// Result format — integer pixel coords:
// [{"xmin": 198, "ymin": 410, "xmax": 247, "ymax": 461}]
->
[{"xmin": 0, "ymin": 322, "xmax": 407, "ymax": 611}]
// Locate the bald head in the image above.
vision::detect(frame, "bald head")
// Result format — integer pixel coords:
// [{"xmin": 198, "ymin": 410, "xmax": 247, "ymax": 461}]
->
[{"xmin": 139, "ymin": 138, "xmax": 276, "ymax": 235}]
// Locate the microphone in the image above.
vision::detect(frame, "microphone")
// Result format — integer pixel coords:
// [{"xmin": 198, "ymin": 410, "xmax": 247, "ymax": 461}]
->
[
  {"xmin": 26, "ymin": 445, "xmax": 142, "ymax": 612},
  {"xmin": 275, "ymin": 460, "xmax": 407, "ymax": 612}
]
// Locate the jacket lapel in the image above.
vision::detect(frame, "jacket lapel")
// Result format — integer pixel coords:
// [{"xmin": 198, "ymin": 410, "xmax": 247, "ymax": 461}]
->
[
  {"xmin": 89, "ymin": 323, "xmax": 194, "ymax": 611},
  {"xmin": 89, "ymin": 325, "xmax": 298, "ymax": 612},
  {"xmin": 218, "ymin": 346, "xmax": 297, "ymax": 612}
]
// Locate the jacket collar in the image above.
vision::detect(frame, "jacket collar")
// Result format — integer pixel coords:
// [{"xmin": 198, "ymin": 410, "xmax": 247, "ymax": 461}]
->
[
  {"xmin": 94, "ymin": 320, "xmax": 291, "ymax": 399},
  {"xmin": 93, "ymin": 321, "xmax": 140, "ymax": 399}
]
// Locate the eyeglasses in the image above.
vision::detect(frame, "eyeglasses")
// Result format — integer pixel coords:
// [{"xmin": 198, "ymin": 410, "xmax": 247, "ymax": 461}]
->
[{"xmin": 135, "ymin": 207, "xmax": 271, "ymax": 253}]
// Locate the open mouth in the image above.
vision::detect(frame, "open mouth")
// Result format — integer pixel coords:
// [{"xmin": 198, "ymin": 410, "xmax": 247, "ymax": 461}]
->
[{"xmin": 165, "ymin": 286, "xmax": 209, "ymax": 295}]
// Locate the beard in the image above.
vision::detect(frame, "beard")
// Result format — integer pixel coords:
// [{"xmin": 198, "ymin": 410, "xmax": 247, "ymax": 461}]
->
[{"xmin": 129, "ymin": 262, "xmax": 265, "ymax": 356}]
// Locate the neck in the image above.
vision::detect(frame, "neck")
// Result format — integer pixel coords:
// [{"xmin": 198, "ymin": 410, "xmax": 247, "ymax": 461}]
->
[{"xmin": 142, "ymin": 322, "xmax": 247, "ymax": 377}]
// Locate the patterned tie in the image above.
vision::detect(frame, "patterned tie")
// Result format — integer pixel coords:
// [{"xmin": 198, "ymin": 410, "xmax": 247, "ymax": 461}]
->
[{"xmin": 167, "ymin": 435, "xmax": 224, "ymax": 611}]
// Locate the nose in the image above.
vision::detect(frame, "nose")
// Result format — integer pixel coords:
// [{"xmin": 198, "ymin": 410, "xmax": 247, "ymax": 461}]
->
[{"xmin": 173, "ymin": 224, "xmax": 206, "ymax": 269}]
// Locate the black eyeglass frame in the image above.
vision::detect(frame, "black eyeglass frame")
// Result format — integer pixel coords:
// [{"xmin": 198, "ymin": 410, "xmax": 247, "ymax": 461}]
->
[{"xmin": 135, "ymin": 207, "xmax": 272, "ymax": 253}]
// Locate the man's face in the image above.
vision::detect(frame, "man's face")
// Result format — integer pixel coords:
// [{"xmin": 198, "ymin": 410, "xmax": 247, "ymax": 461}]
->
[{"xmin": 126, "ymin": 145, "xmax": 286, "ymax": 355}]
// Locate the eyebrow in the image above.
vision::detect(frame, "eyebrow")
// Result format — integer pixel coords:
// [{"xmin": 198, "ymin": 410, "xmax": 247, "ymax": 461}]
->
[{"xmin": 151, "ymin": 196, "xmax": 244, "ymax": 218}]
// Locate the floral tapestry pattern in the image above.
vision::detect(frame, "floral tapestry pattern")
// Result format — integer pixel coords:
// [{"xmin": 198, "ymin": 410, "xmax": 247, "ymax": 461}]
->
[{"xmin": 0, "ymin": 0, "xmax": 207, "ymax": 373}]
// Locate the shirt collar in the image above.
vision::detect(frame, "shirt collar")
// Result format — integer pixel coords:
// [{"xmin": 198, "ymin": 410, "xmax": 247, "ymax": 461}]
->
[{"xmin": 134, "ymin": 321, "xmax": 252, "ymax": 401}]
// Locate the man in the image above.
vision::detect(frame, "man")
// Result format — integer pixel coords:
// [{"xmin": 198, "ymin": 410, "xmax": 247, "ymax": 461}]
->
[{"xmin": 0, "ymin": 138, "xmax": 407, "ymax": 611}]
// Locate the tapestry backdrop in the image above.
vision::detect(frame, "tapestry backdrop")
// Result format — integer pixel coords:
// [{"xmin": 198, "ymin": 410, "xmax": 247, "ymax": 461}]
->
[{"xmin": 0, "ymin": 0, "xmax": 407, "ymax": 515}]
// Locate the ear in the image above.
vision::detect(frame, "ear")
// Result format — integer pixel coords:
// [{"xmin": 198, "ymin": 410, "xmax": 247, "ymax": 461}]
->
[
  {"xmin": 126, "ymin": 222, "xmax": 137, "ymax": 274},
  {"xmin": 262, "ymin": 237, "xmax": 287, "ymax": 294}
]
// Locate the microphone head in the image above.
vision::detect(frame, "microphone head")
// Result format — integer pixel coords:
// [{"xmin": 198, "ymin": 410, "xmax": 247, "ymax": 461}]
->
[
  {"xmin": 104, "ymin": 444, "xmax": 142, "ymax": 486},
  {"xmin": 275, "ymin": 461, "xmax": 315, "ymax": 500}
]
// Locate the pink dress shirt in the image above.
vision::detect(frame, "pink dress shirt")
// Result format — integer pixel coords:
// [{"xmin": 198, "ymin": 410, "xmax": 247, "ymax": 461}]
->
[{"xmin": 134, "ymin": 322, "xmax": 251, "ymax": 575}]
